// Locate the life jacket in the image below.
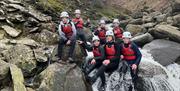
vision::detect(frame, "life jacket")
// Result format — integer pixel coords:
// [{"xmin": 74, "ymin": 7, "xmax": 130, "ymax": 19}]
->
[
  {"xmin": 105, "ymin": 45, "xmax": 116, "ymax": 59},
  {"xmin": 61, "ymin": 22, "xmax": 73, "ymax": 38},
  {"xmin": 98, "ymin": 28, "xmax": 106, "ymax": 40},
  {"xmin": 93, "ymin": 47, "xmax": 101, "ymax": 57},
  {"xmin": 122, "ymin": 44, "xmax": 136, "ymax": 60},
  {"xmin": 73, "ymin": 18, "xmax": 83, "ymax": 29},
  {"xmin": 113, "ymin": 27, "xmax": 123, "ymax": 39}
]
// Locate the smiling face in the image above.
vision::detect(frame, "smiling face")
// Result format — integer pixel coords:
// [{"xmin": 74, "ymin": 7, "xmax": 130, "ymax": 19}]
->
[
  {"xmin": 106, "ymin": 35, "xmax": 113, "ymax": 42},
  {"xmin": 123, "ymin": 38, "xmax": 130, "ymax": 44},
  {"xmin": 113, "ymin": 23, "xmax": 119, "ymax": 27},
  {"xmin": 93, "ymin": 40, "xmax": 100, "ymax": 46},
  {"xmin": 75, "ymin": 13, "xmax": 81, "ymax": 18},
  {"xmin": 62, "ymin": 17, "xmax": 68, "ymax": 23}
]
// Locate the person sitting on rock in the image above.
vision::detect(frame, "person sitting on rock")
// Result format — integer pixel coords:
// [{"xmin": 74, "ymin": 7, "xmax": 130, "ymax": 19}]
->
[
  {"xmin": 57, "ymin": 11, "xmax": 77, "ymax": 64},
  {"xmin": 94, "ymin": 20, "xmax": 107, "ymax": 45},
  {"xmin": 112, "ymin": 19, "xmax": 123, "ymax": 44},
  {"xmin": 78, "ymin": 36, "xmax": 104, "ymax": 76},
  {"xmin": 72, "ymin": 9, "xmax": 90, "ymax": 56},
  {"xmin": 119, "ymin": 31, "xmax": 142, "ymax": 83},
  {"xmin": 88, "ymin": 30, "xmax": 121, "ymax": 91}
]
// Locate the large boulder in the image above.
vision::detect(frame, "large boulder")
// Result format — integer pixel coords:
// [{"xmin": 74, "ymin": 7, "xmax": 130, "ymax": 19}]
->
[
  {"xmin": 143, "ymin": 39, "xmax": 180, "ymax": 66},
  {"xmin": 0, "ymin": 60, "xmax": 9, "ymax": 81},
  {"xmin": 10, "ymin": 64, "xmax": 26, "ymax": 91},
  {"xmin": 51, "ymin": 43, "xmax": 84, "ymax": 62},
  {"xmin": 33, "ymin": 63, "xmax": 88, "ymax": 91},
  {"xmin": 1, "ymin": 25, "xmax": 22, "ymax": 37},
  {"xmin": 152, "ymin": 24, "xmax": 180, "ymax": 43},
  {"xmin": 172, "ymin": 0, "xmax": 180, "ymax": 14},
  {"xmin": 2, "ymin": 44, "xmax": 36, "ymax": 76},
  {"xmin": 131, "ymin": 33, "xmax": 154, "ymax": 47},
  {"xmin": 126, "ymin": 24, "xmax": 145, "ymax": 36},
  {"xmin": 173, "ymin": 14, "xmax": 180, "ymax": 27},
  {"xmin": 28, "ymin": 29, "xmax": 58, "ymax": 45}
]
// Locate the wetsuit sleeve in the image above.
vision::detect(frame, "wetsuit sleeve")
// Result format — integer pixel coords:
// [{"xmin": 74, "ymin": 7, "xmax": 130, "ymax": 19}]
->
[
  {"xmin": 70, "ymin": 22, "xmax": 77, "ymax": 40},
  {"xmin": 94, "ymin": 46, "xmax": 105, "ymax": 61},
  {"xmin": 94, "ymin": 30, "xmax": 99, "ymax": 36},
  {"xmin": 58, "ymin": 24, "xmax": 67, "ymax": 40},
  {"xmin": 81, "ymin": 43, "xmax": 93, "ymax": 51},
  {"xmin": 132, "ymin": 43, "xmax": 142, "ymax": 65}
]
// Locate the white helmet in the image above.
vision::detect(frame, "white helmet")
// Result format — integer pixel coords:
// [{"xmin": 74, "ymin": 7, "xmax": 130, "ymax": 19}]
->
[
  {"xmin": 122, "ymin": 31, "xmax": 132, "ymax": 38},
  {"xmin": 75, "ymin": 9, "xmax": 81, "ymax": 14},
  {"xmin": 92, "ymin": 36, "xmax": 100, "ymax": 42},
  {"xmin": 99, "ymin": 20, "xmax": 105, "ymax": 24},
  {"xmin": 60, "ymin": 11, "xmax": 69, "ymax": 18},
  {"xmin": 106, "ymin": 30, "xmax": 114, "ymax": 37},
  {"xmin": 113, "ymin": 19, "xmax": 119, "ymax": 24}
]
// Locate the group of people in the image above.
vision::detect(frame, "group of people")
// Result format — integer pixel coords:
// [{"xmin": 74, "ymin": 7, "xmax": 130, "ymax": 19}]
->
[{"xmin": 56, "ymin": 9, "xmax": 142, "ymax": 91}]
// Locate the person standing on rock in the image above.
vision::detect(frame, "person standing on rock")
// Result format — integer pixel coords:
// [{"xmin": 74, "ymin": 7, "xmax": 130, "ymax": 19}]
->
[
  {"xmin": 88, "ymin": 30, "xmax": 120, "ymax": 91},
  {"xmin": 120, "ymin": 31, "xmax": 142, "ymax": 84},
  {"xmin": 94, "ymin": 20, "xmax": 107, "ymax": 45},
  {"xmin": 112, "ymin": 19, "xmax": 123, "ymax": 44},
  {"xmin": 72, "ymin": 9, "xmax": 90, "ymax": 56},
  {"xmin": 57, "ymin": 11, "xmax": 77, "ymax": 63},
  {"xmin": 78, "ymin": 36, "xmax": 104, "ymax": 76}
]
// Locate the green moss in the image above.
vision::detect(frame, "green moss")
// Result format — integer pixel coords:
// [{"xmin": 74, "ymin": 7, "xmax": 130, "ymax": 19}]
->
[{"xmin": 37, "ymin": 0, "xmax": 65, "ymax": 11}]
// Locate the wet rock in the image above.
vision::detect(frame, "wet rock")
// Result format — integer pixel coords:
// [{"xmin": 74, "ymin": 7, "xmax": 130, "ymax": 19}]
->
[
  {"xmin": 10, "ymin": 64, "xmax": 26, "ymax": 91},
  {"xmin": 34, "ymin": 63, "xmax": 87, "ymax": 91},
  {"xmin": 1, "ymin": 25, "xmax": 21, "ymax": 37},
  {"xmin": 3, "ymin": 44, "xmax": 36, "ymax": 76},
  {"xmin": 143, "ymin": 39, "xmax": 180, "ymax": 66}
]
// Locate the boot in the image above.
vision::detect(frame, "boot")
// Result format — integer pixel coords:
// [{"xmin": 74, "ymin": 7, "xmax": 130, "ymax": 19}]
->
[{"xmin": 68, "ymin": 57, "xmax": 75, "ymax": 63}]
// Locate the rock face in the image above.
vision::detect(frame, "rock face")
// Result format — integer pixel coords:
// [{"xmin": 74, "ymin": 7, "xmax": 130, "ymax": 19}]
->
[
  {"xmin": 1, "ymin": 25, "xmax": 21, "ymax": 37},
  {"xmin": 28, "ymin": 29, "xmax": 58, "ymax": 45},
  {"xmin": 3, "ymin": 44, "xmax": 36, "ymax": 76},
  {"xmin": 152, "ymin": 24, "xmax": 180, "ymax": 43},
  {"xmin": 143, "ymin": 39, "xmax": 180, "ymax": 66},
  {"xmin": 34, "ymin": 63, "xmax": 87, "ymax": 91},
  {"xmin": 10, "ymin": 64, "xmax": 26, "ymax": 91}
]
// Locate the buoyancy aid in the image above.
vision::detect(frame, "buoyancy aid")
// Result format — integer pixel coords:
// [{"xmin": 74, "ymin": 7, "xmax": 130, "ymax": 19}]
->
[{"xmin": 122, "ymin": 44, "xmax": 136, "ymax": 60}]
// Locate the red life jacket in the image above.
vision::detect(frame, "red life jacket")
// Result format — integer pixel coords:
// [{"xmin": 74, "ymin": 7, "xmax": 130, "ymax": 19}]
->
[
  {"xmin": 105, "ymin": 45, "xmax": 116, "ymax": 59},
  {"xmin": 98, "ymin": 28, "xmax": 106, "ymax": 40},
  {"xmin": 113, "ymin": 27, "xmax": 123, "ymax": 39},
  {"xmin": 61, "ymin": 23, "xmax": 73, "ymax": 38},
  {"xmin": 93, "ymin": 47, "xmax": 101, "ymax": 57},
  {"xmin": 122, "ymin": 44, "xmax": 136, "ymax": 60},
  {"xmin": 73, "ymin": 18, "xmax": 83, "ymax": 29}
]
